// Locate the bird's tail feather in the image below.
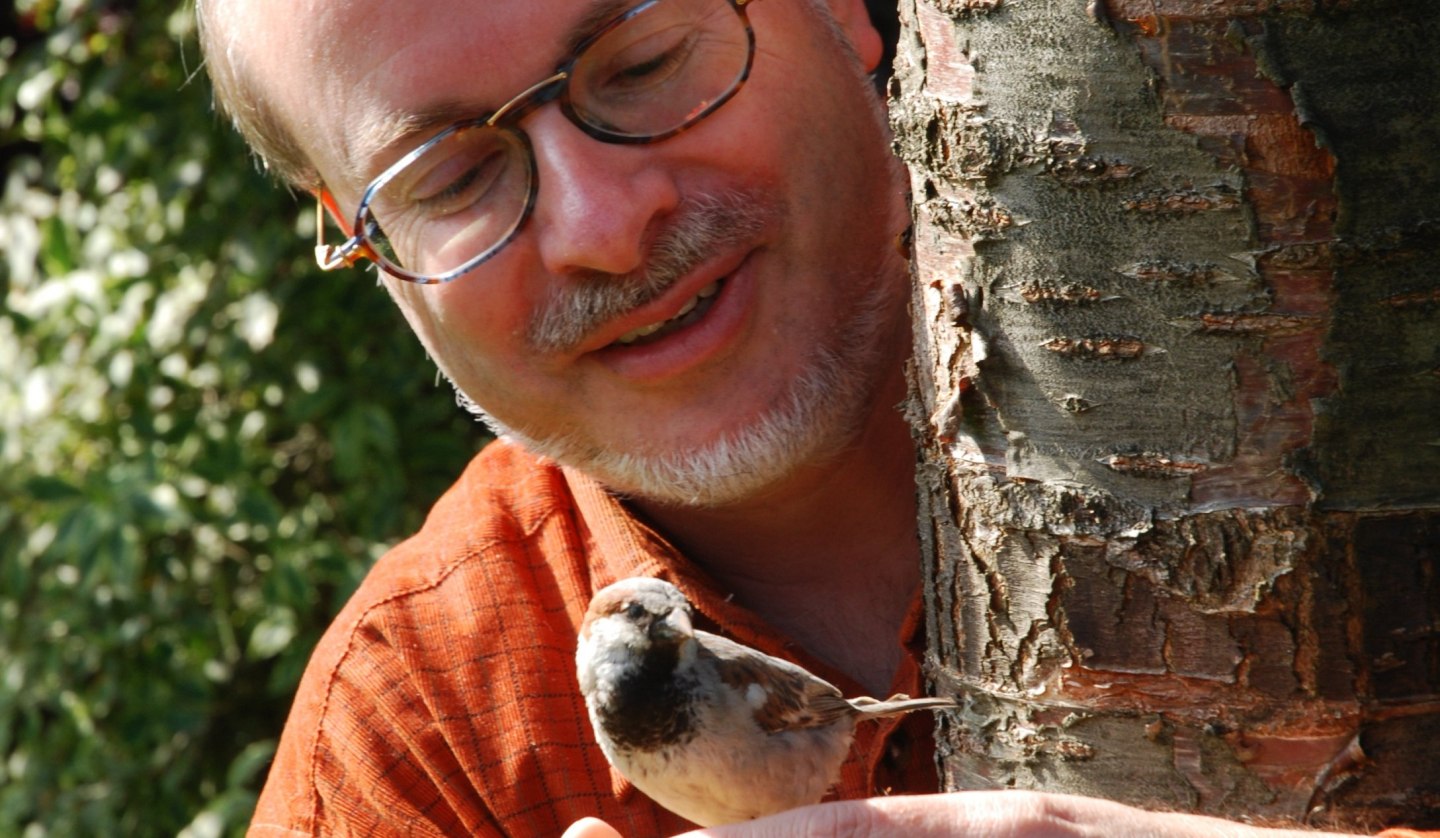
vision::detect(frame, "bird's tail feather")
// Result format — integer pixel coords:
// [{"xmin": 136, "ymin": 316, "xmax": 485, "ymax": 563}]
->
[{"xmin": 850, "ymin": 694, "xmax": 957, "ymax": 718}]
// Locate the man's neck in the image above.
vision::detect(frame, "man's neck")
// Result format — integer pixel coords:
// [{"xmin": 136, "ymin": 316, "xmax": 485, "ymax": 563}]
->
[{"xmin": 631, "ymin": 370, "xmax": 922, "ymax": 695}]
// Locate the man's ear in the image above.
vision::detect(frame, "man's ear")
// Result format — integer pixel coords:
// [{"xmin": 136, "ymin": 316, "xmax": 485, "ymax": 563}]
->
[{"xmin": 827, "ymin": 0, "xmax": 885, "ymax": 74}]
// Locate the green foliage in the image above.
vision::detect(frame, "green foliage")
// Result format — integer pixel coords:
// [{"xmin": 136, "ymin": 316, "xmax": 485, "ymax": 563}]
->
[{"xmin": 0, "ymin": 2, "xmax": 488, "ymax": 835}]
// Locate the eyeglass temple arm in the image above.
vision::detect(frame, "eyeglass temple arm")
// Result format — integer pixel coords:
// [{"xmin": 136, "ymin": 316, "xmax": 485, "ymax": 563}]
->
[{"xmin": 313, "ymin": 189, "xmax": 373, "ymax": 271}]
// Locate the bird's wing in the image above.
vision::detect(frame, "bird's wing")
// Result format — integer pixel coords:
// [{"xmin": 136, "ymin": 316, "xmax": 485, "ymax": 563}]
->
[{"xmin": 695, "ymin": 630, "xmax": 855, "ymax": 734}]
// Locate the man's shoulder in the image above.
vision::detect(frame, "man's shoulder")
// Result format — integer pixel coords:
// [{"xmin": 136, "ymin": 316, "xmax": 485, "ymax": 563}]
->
[
  {"xmin": 339, "ymin": 438, "xmax": 588, "ymax": 638},
  {"xmin": 394, "ymin": 438, "xmax": 573, "ymax": 570},
  {"xmin": 287, "ymin": 438, "xmax": 595, "ymax": 717},
  {"xmin": 253, "ymin": 439, "xmax": 607, "ymax": 834}
]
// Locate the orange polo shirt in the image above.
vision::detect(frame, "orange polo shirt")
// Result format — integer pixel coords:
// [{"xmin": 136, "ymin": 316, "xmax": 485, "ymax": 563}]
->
[
  {"xmin": 250, "ymin": 440, "xmax": 1437, "ymax": 837},
  {"xmin": 249, "ymin": 440, "xmax": 937, "ymax": 836}
]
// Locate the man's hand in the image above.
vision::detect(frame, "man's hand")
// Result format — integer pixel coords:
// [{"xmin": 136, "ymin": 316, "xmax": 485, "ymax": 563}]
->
[{"xmin": 562, "ymin": 791, "xmax": 1356, "ymax": 837}]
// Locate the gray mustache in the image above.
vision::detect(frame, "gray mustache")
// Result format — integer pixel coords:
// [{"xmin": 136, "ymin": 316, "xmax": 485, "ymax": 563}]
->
[{"xmin": 527, "ymin": 190, "xmax": 775, "ymax": 353}]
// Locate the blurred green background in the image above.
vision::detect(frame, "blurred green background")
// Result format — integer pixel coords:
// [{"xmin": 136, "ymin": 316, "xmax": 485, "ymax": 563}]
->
[{"xmin": 1, "ymin": 2, "xmax": 488, "ymax": 835}]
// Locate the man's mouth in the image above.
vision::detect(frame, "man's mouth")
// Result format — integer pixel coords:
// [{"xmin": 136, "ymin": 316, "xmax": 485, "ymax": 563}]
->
[{"xmin": 612, "ymin": 280, "xmax": 723, "ymax": 347}]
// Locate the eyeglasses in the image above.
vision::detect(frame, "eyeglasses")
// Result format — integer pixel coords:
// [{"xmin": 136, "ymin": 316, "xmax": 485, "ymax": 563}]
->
[{"xmin": 315, "ymin": 0, "xmax": 759, "ymax": 285}]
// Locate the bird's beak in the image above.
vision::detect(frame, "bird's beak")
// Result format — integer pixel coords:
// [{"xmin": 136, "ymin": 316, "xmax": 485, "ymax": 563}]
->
[{"xmin": 655, "ymin": 606, "xmax": 693, "ymax": 641}]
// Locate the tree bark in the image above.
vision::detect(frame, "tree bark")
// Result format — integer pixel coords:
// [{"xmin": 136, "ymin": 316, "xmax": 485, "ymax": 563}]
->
[{"xmin": 890, "ymin": 0, "xmax": 1440, "ymax": 829}]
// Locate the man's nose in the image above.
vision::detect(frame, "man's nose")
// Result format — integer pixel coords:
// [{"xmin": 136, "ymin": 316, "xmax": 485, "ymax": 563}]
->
[{"xmin": 524, "ymin": 108, "xmax": 681, "ymax": 278}]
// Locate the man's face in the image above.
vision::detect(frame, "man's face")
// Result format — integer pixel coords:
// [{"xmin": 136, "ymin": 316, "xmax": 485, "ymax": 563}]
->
[{"xmin": 248, "ymin": 0, "xmax": 910, "ymax": 505}]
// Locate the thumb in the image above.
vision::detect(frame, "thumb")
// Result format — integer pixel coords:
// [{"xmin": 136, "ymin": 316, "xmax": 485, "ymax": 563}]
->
[{"xmin": 561, "ymin": 817, "xmax": 625, "ymax": 838}]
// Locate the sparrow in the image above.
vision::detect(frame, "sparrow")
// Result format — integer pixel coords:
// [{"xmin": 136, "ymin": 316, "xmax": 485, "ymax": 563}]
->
[{"xmin": 575, "ymin": 576, "xmax": 955, "ymax": 827}]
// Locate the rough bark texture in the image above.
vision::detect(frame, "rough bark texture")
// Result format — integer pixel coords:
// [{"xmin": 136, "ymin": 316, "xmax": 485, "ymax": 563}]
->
[{"xmin": 890, "ymin": 0, "xmax": 1440, "ymax": 829}]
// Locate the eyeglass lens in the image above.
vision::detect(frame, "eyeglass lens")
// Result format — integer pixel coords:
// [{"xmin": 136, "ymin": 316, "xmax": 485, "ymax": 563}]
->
[{"xmin": 360, "ymin": 0, "xmax": 753, "ymax": 282}]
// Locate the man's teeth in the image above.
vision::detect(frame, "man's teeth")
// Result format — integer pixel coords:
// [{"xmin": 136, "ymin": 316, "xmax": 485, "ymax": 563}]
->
[{"xmin": 615, "ymin": 281, "xmax": 720, "ymax": 345}]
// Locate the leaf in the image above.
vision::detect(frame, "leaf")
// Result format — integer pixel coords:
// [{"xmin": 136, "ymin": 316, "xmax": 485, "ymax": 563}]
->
[
  {"xmin": 224, "ymin": 739, "xmax": 277, "ymax": 789},
  {"xmin": 23, "ymin": 476, "xmax": 84, "ymax": 502},
  {"xmin": 39, "ymin": 215, "xmax": 77, "ymax": 277},
  {"xmin": 246, "ymin": 608, "xmax": 298, "ymax": 660}
]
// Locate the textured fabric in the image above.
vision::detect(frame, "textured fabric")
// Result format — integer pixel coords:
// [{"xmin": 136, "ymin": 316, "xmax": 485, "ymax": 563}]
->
[{"xmin": 249, "ymin": 440, "xmax": 937, "ymax": 837}]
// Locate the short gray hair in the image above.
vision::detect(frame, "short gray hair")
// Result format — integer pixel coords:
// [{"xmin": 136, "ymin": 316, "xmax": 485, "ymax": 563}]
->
[{"xmin": 194, "ymin": 0, "xmax": 321, "ymax": 190}]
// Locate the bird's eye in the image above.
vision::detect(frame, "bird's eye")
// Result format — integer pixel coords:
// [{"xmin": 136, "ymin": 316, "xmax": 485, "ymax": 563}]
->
[{"xmin": 624, "ymin": 602, "xmax": 647, "ymax": 622}]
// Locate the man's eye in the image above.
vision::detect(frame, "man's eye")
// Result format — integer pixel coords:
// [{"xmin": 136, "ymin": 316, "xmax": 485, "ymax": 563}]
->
[
  {"xmin": 612, "ymin": 47, "xmax": 683, "ymax": 83},
  {"xmin": 596, "ymin": 32, "xmax": 696, "ymax": 93},
  {"xmin": 410, "ymin": 149, "xmax": 507, "ymax": 218}
]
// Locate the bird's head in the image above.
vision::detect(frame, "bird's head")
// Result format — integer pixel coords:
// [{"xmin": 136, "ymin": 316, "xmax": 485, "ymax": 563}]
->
[
  {"xmin": 585, "ymin": 577, "xmax": 693, "ymax": 643},
  {"xmin": 578, "ymin": 577, "xmax": 697, "ymax": 695}
]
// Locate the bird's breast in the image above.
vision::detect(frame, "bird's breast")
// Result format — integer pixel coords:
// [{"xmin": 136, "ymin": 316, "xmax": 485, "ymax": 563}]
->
[{"xmin": 591, "ymin": 649, "xmax": 701, "ymax": 752}]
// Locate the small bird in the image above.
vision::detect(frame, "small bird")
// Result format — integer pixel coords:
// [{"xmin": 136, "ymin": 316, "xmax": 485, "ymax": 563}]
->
[{"xmin": 575, "ymin": 577, "xmax": 955, "ymax": 827}]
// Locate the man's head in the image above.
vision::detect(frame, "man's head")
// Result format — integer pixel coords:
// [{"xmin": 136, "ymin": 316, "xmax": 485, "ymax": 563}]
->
[{"xmin": 200, "ymin": 0, "xmax": 911, "ymax": 506}]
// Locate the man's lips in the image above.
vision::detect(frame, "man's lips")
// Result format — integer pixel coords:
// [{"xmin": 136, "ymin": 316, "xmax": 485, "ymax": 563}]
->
[
  {"xmin": 613, "ymin": 280, "xmax": 721, "ymax": 346},
  {"xmin": 577, "ymin": 249, "xmax": 750, "ymax": 355}
]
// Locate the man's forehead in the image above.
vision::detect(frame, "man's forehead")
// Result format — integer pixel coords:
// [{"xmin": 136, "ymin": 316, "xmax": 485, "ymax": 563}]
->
[{"xmin": 243, "ymin": 0, "xmax": 640, "ymax": 192}]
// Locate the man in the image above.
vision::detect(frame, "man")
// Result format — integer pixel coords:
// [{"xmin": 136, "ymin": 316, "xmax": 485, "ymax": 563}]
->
[{"xmin": 197, "ymin": 0, "xmax": 1432, "ymax": 835}]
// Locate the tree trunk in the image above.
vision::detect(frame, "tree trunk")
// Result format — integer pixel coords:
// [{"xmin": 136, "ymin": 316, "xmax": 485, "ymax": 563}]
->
[{"xmin": 890, "ymin": 0, "xmax": 1440, "ymax": 829}]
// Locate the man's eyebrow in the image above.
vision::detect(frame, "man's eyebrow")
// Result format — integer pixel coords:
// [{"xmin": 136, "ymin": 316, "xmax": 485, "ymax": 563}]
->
[
  {"xmin": 562, "ymin": 0, "xmax": 636, "ymax": 55},
  {"xmin": 345, "ymin": 102, "xmax": 477, "ymax": 187},
  {"xmin": 341, "ymin": 0, "xmax": 640, "ymax": 188}
]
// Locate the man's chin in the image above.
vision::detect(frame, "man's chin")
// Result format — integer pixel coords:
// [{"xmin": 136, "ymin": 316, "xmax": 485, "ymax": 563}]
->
[
  {"xmin": 496, "ymin": 425, "xmax": 818, "ymax": 509},
  {"xmin": 473, "ymin": 379, "xmax": 862, "ymax": 510}
]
